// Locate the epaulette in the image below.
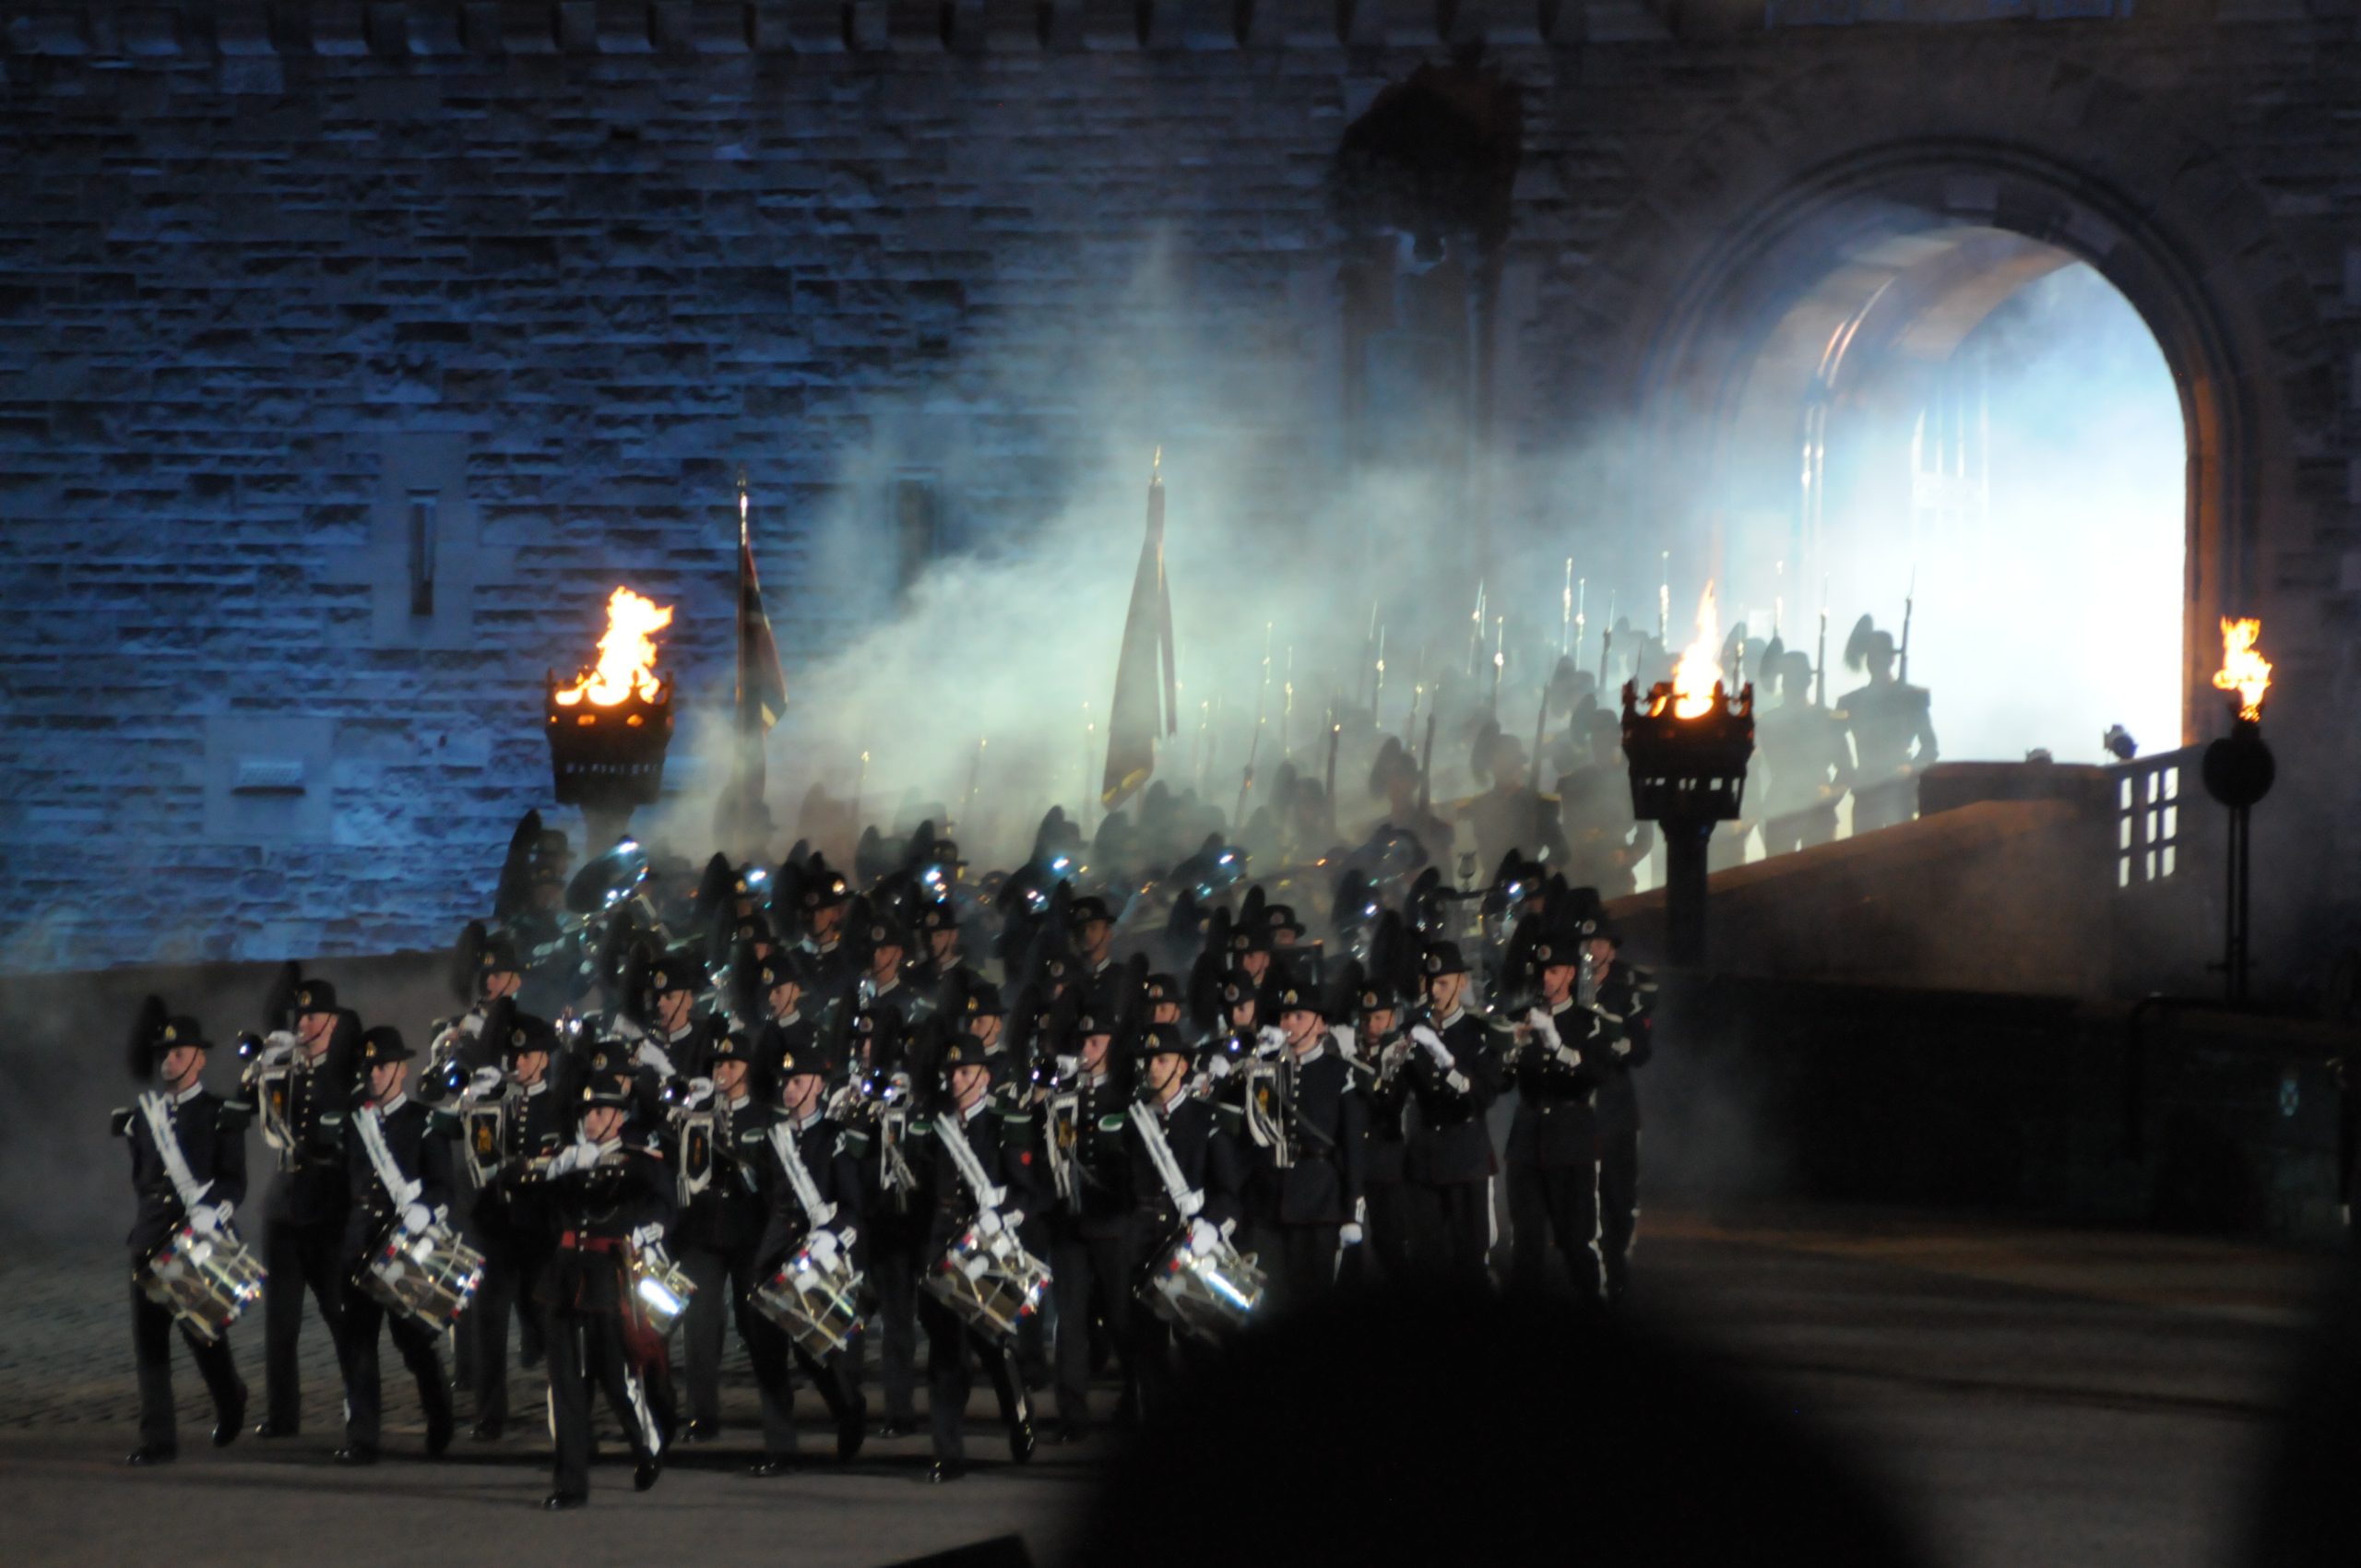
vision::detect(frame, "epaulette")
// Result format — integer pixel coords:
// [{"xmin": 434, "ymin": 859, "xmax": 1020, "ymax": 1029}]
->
[
  {"xmin": 1096, "ymin": 1109, "xmax": 1129, "ymax": 1132},
  {"xmin": 908, "ymin": 1116, "xmax": 935, "ymax": 1137},
  {"xmin": 218, "ymin": 1097, "xmax": 255, "ymax": 1132},
  {"xmin": 426, "ymin": 1107, "xmax": 465, "ymax": 1137},
  {"xmin": 1213, "ymin": 1102, "xmax": 1245, "ymax": 1136},
  {"xmin": 840, "ymin": 1127, "xmax": 872, "ymax": 1158}
]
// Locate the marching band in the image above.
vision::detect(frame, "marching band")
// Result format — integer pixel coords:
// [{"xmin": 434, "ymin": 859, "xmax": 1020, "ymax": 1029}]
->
[{"xmin": 113, "ymin": 811, "xmax": 1655, "ymax": 1504}]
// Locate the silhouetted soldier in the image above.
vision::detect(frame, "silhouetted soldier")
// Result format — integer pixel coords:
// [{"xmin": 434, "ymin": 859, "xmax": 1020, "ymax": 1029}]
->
[
  {"xmin": 1757, "ymin": 648, "xmax": 1854, "ymax": 855},
  {"xmin": 1838, "ymin": 615, "xmax": 1937, "ymax": 834}
]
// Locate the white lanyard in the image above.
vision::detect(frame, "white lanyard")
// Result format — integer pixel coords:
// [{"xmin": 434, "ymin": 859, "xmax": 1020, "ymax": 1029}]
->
[
  {"xmin": 356, "ymin": 1104, "xmax": 422, "ymax": 1207},
  {"xmin": 138, "ymin": 1091, "xmax": 211, "ymax": 1212},
  {"xmin": 933, "ymin": 1110, "xmax": 1004, "ymax": 1209},
  {"xmin": 766, "ymin": 1119, "xmax": 837, "ymax": 1229},
  {"xmin": 1128, "ymin": 1102, "xmax": 1202, "ymax": 1216}
]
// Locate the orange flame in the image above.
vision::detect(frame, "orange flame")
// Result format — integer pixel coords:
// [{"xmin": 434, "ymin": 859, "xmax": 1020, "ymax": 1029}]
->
[
  {"xmin": 1665, "ymin": 583, "xmax": 1723, "ymax": 719},
  {"xmin": 2211, "ymin": 617, "xmax": 2271, "ymax": 722},
  {"xmin": 553, "ymin": 587, "xmax": 672, "ymax": 707}
]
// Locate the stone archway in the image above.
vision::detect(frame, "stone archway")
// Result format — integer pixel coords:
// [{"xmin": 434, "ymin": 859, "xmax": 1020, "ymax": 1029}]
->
[{"xmin": 1554, "ymin": 43, "xmax": 2331, "ymax": 748}]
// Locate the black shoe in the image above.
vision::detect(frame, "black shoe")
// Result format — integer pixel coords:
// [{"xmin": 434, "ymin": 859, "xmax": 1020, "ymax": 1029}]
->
[
  {"xmin": 253, "ymin": 1416, "xmax": 296, "ymax": 1440},
  {"xmin": 332, "ymin": 1445, "xmax": 379, "ymax": 1467},
  {"xmin": 425, "ymin": 1407, "xmax": 454, "ymax": 1458},
  {"xmin": 927, "ymin": 1458, "xmax": 966, "ymax": 1483},
  {"xmin": 634, "ymin": 1456, "xmax": 661, "ymax": 1491},
  {"xmin": 1008, "ymin": 1418, "xmax": 1036, "ymax": 1465},
  {"xmin": 471, "ymin": 1419, "xmax": 504, "ymax": 1443},
  {"xmin": 745, "ymin": 1455, "xmax": 797, "ymax": 1478},
  {"xmin": 875, "ymin": 1417, "xmax": 915, "ymax": 1441},
  {"xmin": 836, "ymin": 1415, "xmax": 866, "ymax": 1465},
  {"xmin": 126, "ymin": 1443, "xmax": 176, "ymax": 1467},
  {"xmin": 1055, "ymin": 1421, "xmax": 1088, "ymax": 1445},
  {"xmin": 683, "ymin": 1420, "xmax": 718, "ymax": 1444},
  {"xmin": 541, "ymin": 1491, "xmax": 587, "ymax": 1511},
  {"xmin": 212, "ymin": 1386, "xmax": 248, "ymax": 1448}
]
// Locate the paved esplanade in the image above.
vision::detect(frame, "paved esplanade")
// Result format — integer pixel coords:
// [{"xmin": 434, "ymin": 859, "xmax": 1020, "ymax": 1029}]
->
[{"xmin": 0, "ymin": 1207, "xmax": 2318, "ymax": 1568}]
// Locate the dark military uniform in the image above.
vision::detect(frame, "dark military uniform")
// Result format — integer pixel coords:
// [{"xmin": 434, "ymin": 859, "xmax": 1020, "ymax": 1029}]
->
[
  {"xmin": 119, "ymin": 1018, "xmax": 250, "ymax": 1460},
  {"xmin": 1043, "ymin": 1051, "xmax": 1138, "ymax": 1437},
  {"xmin": 912, "ymin": 1040, "xmax": 1038, "ymax": 1478},
  {"xmin": 336, "ymin": 1028, "xmax": 456, "ymax": 1460},
  {"xmin": 744, "ymin": 1079, "xmax": 869, "ymax": 1466},
  {"xmin": 1238, "ymin": 1011, "xmax": 1367, "ymax": 1316},
  {"xmin": 462, "ymin": 1010, "xmax": 566, "ymax": 1437},
  {"xmin": 1590, "ymin": 958, "xmax": 1656, "ymax": 1303},
  {"xmin": 1125, "ymin": 1028, "xmax": 1245, "ymax": 1421},
  {"xmin": 1403, "ymin": 1005, "xmax": 1503, "ymax": 1283},
  {"xmin": 1503, "ymin": 990, "xmax": 1607, "ymax": 1302},
  {"xmin": 255, "ymin": 988, "xmax": 353, "ymax": 1438},
  {"xmin": 536, "ymin": 1061, "xmax": 673, "ymax": 1507},
  {"xmin": 1344, "ymin": 1006, "xmax": 1416, "ymax": 1285},
  {"xmin": 1841, "ymin": 673, "xmax": 1938, "ymax": 834},
  {"xmin": 670, "ymin": 1036, "xmax": 770, "ymax": 1442}
]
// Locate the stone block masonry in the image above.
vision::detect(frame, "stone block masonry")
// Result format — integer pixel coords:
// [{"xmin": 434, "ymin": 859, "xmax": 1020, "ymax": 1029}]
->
[{"xmin": 1, "ymin": 2, "xmax": 2355, "ymax": 972}]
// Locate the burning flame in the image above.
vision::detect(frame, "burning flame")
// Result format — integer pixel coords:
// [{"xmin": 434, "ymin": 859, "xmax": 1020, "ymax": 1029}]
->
[
  {"xmin": 2211, "ymin": 616, "xmax": 2271, "ymax": 722},
  {"xmin": 553, "ymin": 587, "xmax": 672, "ymax": 707},
  {"xmin": 1666, "ymin": 583, "xmax": 1724, "ymax": 719}
]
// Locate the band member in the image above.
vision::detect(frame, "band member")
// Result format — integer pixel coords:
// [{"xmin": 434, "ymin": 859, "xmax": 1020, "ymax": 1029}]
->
[
  {"xmin": 336, "ymin": 1026, "xmax": 456, "ymax": 1464},
  {"xmin": 537, "ymin": 1047, "xmax": 671, "ymax": 1509},
  {"xmin": 465, "ymin": 1013, "xmax": 567, "ymax": 1441},
  {"xmin": 118, "ymin": 1006, "xmax": 249, "ymax": 1464},
  {"xmin": 1043, "ymin": 1008, "xmax": 1136, "ymax": 1441},
  {"xmin": 252, "ymin": 980, "xmax": 353, "ymax": 1442},
  {"xmin": 744, "ymin": 1028, "xmax": 869, "ymax": 1473},
  {"xmin": 861, "ymin": 917, "xmax": 930, "ymax": 1042},
  {"xmin": 640, "ymin": 948, "xmax": 718, "ymax": 1081},
  {"xmin": 1406, "ymin": 944, "xmax": 1504, "ymax": 1284},
  {"xmin": 1586, "ymin": 917, "xmax": 1656, "ymax": 1304},
  {"xmin": 1502, "ymin": 926, "xmax": 1607, "ymax": 1302},
  {"xmin": 914, "ymin": 1036, "xmax": 1038, "ymax": 1482},
  {"xmin": 1143, "ymin": 975, "xmax": 1184, "ymax": 1030},
  {"xmin": 1345, "ymin": 982, "xmax": 1416, "ymax": 1284},
  {"xmin": 797, "ymin": 866, "xmax": 858, "ymax": 1004},
  {"xmin": 908, "ymin": 899, "xmax": 979, "ymax": 996},
  {"xmin": 861, "ymin": 1008, "xmax": 927, "ymax": 1439},
  {"xmin": 1070, "ymin": 897, "xmax": 1119, "ymax": 984},
  {"xmin": 1126, "ymin": 1023, "xmax": 1243, "ymax": 1420},
  {"xmin": 1239, "ymin": 982, "xmax": 1366, "ymax": 1314},
  {"xmin": 671, "ymin": 1028, "xmax": 768, "ymax": 1443}
]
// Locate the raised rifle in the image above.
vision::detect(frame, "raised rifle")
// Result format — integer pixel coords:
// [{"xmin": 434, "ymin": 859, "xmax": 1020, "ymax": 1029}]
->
[{"xmin": 1899, "ymin": 567, "xmax": 1916, "ymax": 684}]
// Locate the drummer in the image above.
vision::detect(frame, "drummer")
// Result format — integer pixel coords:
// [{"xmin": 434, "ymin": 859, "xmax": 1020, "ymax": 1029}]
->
[{"xmin": 117, "ymin": 1007, "xmax": 251, "ymax": 1466}]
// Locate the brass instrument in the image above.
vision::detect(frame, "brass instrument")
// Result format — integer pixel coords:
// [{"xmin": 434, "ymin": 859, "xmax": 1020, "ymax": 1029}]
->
[
  {"xmin": 1239, "ymin": 1052, "xmax": 1293, "ymax": 1169},
  {"xmin": 238, "ymin": 1034, "xmax": 305, "ymax": 1166}
]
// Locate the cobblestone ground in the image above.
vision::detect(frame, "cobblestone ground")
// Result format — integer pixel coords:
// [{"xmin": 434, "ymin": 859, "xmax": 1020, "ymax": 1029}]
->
[{"xmin": 0, "ymin": 1210, "xmax": 2331, "ymax": 1567}]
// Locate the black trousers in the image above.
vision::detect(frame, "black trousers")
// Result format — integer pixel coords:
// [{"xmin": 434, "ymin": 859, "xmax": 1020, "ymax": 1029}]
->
[
  {"xmin": 744, "ymin": 1306, "xmax": 864, "ymax": 1458},
  {"xmin": 260, "ymin": 1217, "xmax": 347, "ymax": 1431},
  {"xmin": 131, "ymin": 1280, "xmax": 244, "ymax": 1449},
  {"xmin": 1406, "ymin": 1178, "xmax": 1494, "ymax": 1285},
  {"xmin": 870, "ymin": 1224, "xmax": 922, "ymax": 1425},
  {"xmin": 1362, "ymin": 1176, "xmax": 1418, "ymax": 1284},
  {"xmin": 1049, "ymin": 1221, "xmax": 1135, "ymax": 1430},
  {"xmin": 340, "ymin": 1289, "xmax": 451, "ymax": 1450},
  {"xmin": 1506, "ymin": 1158, "xmax": 1604, "ymax": 1303},
  {"xmin": 469, "ymin": 1219, "xmax": 545, "ymax": 1428},
  {"xmin": 546, "ymin": 1308, "xmax": 661, "ymax": 1498},
  {"xmin": 918, "ymin": 1293, "xmax": 1029, "ymax": 1464},
  {"xmin": 1246, "ymin": 1223, "xmax": 1340, "ymax": 1317},
  {"xmin": 679, "ymin": 1240, "xmax": 761, "ymax": 1431},
  {"xmin": 1597, "ymin": 1128, "xmax": 1641, "ymax": 1303}
]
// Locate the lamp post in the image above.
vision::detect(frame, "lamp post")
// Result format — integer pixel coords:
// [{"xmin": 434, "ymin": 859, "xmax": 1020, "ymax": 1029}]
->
[
  {"xmin": 2201, "ymin": 618, "xmax": 2274, "ymax": 1006},
  {"xmin": 1621, "ymin": 674, "xmax": 1755, "ymax": 966}
]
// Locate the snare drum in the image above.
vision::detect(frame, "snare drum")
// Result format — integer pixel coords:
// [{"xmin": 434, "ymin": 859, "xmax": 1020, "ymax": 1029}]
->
[
  {"xmin": 361, "ymin": 1220, "xmax": 486, "ymax": 1328},
  {"xmin": 1138, "ymin": 1227, "xmax": 1265, "ymax": 1344},
  {"xmin": 752, "ymin": 1229, "xmax": 865, "ymax": 1359},
  {"xmin": 627, "ymin": 1241, "xmax": 697, "ymax": 1337},
  {"xmin": 136, "ymin": 1223, "xmax": 267, "ymax": 1344},
  {"xmin": 921, "ymin": 1221, "xmax": 1050, "ymax": 1347}
]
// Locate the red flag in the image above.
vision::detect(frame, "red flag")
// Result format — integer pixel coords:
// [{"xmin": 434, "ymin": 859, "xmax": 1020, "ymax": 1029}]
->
[{"xmin": 1101, "ymin": 456, "xmax": 1178, "ymax": 809}]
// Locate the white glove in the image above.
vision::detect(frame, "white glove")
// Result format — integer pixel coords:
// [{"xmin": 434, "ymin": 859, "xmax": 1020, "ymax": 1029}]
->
[
  {"xmin": 458, "ymin": 1011, "xmax": 486, "ymax": 1039},
  {"xmin": 1525, "ymin": 1008, "xmax": 1561, "ymax": 1052},
  {"xmin": 1256, "ymin": 1025, "xmax": 1287, "ymax": 1054},
  {"xmin": 1339, "ymin": 1222, "xmax": 1365, "ymax": 1246},
  {"xmin": 1610, "ymin": 1037, "xmax": 1632, "ymax": 1058},
  {"xmin": 1204, "ymin": 1056, "xmax": 1233, "ymax": 1081},
  {"xmin": 263, "ymin": 1029, "xmax": 300, "ymax": 1054},
  {"xmin": 1177, "ymin": 1186, "xmax": 1204, "ymax": 1218},
  {"xmin": 1328, "ymin": 1023, "xmax": 1358, "ymax": 1059},
  {"xmin": 400, "ymin": 1203, "xmax": 433, "ymax": 1236},
  {"xmin": 680, "ymin": 1075, "xmax": 715, "ymax": 1109},
  {"xmin": 1000, "ymin": 1207, "xmax": 1025, "ymax": 1231},
  {"xmin": 469, "ymin": 1066, "xmax": 504, "ymax": 1097},
  {"xmin": 635, "ymin": 1039, "xmax": 677, "ymax": 1078},
  {"xmin": 1188, "ymin": 1218, "xmax": 1222, "ymax": 1254},
  {"xmin": 629, "ymin": 1222, "xmax": 665, "ymax": 1251},
  {"xmin": 191, "ymin": 1202, "xmax": 231, "ymax": 1236},
  {"xmin": 1413, "ymin": 1026, "xmax": 1453, "ymax": 1069},
  {"xmin": 548, "ymin": 1136, "xmax": 599, "ymax": 1177}
]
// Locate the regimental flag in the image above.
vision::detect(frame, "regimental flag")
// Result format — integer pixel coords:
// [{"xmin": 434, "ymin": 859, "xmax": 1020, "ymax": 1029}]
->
[
  {"xmin": 1101, "ymin": 454, "xmax": 1179, "ymax": 809},
  {"xmin": 737, "ymin": 483, "xmax": 789, "ymax": 735}
]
